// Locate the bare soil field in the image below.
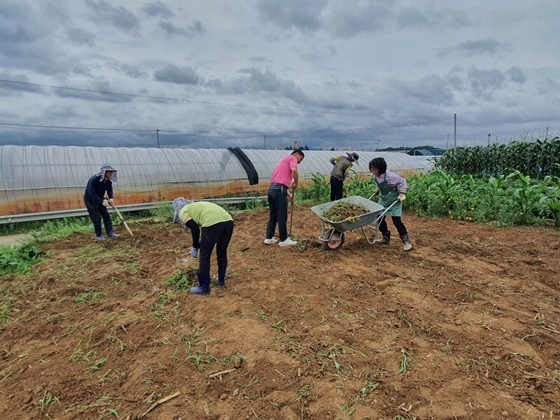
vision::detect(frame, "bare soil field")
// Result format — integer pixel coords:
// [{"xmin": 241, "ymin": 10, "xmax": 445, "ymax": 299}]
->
[{"xmin": 1, "ymin": 204, "xmax": 559, "ymax": 419}]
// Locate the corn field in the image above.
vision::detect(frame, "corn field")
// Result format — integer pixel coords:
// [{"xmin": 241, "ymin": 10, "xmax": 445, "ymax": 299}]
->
[{"xmin": 434, "ymin": 137, "xmax": 560, "ymax": 178}]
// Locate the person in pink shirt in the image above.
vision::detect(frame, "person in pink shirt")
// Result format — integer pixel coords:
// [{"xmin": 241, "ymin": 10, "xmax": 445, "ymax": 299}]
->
[{"xmin": 264, "ymin": 149, "xmax": 305, "ymax": 246}]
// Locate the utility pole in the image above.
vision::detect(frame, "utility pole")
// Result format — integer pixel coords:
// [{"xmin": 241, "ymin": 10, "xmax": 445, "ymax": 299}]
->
[
  {"xmin": 156, "ymin": 128, "xmax": 160, "ymax": 148},
  {"xmin": 376, "ymin": 137, "xmax": 380, "ymax": 151},
  {"xmin": 264, "ymin": 135, "xmax": 267, "ymax": 150},
  {"xmin": 453, "ymin": 113, "xmax": 457, "ymax": 149},
  {"xmin": 488, "ymin": 133, "xmax": 491, "ymax": 146}
]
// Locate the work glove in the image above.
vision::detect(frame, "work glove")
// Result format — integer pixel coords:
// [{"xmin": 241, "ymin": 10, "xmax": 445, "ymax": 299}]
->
[
  {"xmin": 398, "ymin": 193, "xmax": 406, "ymax": 202},
  {"xmin": 190, "ymin": 247, "xmax": 199, "ymax": 258},
  {"xmin": 102, "ymin": 199, "xmax": 109, "ymax": 207},
  {"xmin": 108, "ymin": 198, "xmax": 114, "ymax": 205}
]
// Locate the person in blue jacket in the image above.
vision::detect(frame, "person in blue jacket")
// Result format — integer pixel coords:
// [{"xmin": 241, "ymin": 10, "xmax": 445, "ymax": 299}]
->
[{"xmin": 84, "ymin": 164, "xmax": 120, "ymax": 241}]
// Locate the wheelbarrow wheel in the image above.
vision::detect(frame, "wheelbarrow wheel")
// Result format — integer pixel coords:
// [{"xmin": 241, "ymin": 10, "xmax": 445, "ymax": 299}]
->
[{"xmin": 323, "ymin": 229, "xmax": 345, "ymax": 251}]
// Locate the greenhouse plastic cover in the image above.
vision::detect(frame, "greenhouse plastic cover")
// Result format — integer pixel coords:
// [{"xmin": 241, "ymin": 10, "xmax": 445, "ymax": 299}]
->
[{"xmin": 0, "ymin": 145, "xmax": 434, "ymax": 219}]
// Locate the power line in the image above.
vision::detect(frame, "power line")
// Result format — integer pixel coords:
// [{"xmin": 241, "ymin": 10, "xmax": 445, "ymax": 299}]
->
[
  {"xmin": 456, "ymin": 117, "xmax": 492, "ymax": 134},
  {"xmin": 457, "ymin": 117, "xmax": 554, "ymax": 140},
  {"xmin": 0, "ymin": 117, "xmax": 452, "ymax": 137},
  {"xmin": 0, "ymin": 121, "xmax": 153, "ymax": 132},
  {"xmin": 0, "ymin": 78, "xmax": 444, "ymax": 120}
]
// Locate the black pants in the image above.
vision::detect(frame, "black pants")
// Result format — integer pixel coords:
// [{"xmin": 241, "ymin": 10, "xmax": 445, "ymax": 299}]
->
[
  {"xmin": 199, "ymin": 220, "xmax": 234, "ymax": 275},
  {"xmin": 266, "ymin": 184, "xmax": 289, "ymax": 241},
  {"xmin": 85, "ymin": 201, "xmax": 113, "ymax": 236},
  {"xmin": 330, "ymin": 176, "xmax": 344, "ymax": 201},
  {"xmin": 379, "ymin": 216, "xmax": 407, "ymax": 237}
]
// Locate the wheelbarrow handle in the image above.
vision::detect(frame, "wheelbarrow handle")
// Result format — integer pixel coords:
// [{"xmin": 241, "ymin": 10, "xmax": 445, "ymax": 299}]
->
[{"xmin": 368, "ymin": 191, "xmax": 379, "ymax": 200}]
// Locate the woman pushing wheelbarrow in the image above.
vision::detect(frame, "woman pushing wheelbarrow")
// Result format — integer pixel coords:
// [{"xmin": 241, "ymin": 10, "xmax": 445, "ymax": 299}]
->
[{"xmin": 369, "ymin": 157, "xmax": 413, "ymax": 251}]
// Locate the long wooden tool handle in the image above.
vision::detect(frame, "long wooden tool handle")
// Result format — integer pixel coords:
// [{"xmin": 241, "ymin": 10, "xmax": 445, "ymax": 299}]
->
[
  {"xmin": 289, "ymin": 189, "xmax": 295, "ymax": 234},
  {"xmin": 111, "ymin": 205, "xmax": 134, "ymax": 237}
]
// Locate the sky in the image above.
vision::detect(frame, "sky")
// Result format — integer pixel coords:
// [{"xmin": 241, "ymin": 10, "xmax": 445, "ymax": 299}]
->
[{"xmin": 0, "ymin": 0, "xmax": 559, "ymax": 151}]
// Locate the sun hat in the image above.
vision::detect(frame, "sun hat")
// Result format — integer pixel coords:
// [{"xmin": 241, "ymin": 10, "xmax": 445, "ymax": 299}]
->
[
  {"xmin": 347, "ymin": 152, "xmax": 359, "ymax": 163},
  {"xmin": 172, "ymin": 197, "xmax": 193, "ymax": 224},
  {"xmin": 98, "ymin": 164, "xmax": 118, "ymax": 182}
]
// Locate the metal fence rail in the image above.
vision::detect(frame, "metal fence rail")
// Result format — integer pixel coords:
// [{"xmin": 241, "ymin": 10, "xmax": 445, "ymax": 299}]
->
[{"xmin": 0, "ymin": 196, "xmax": 266, "ymax": 225}]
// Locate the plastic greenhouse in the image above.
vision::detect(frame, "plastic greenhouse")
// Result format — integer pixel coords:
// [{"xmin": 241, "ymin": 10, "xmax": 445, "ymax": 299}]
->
[{"xmin": 0, "ymin": 145, "xmax": 434, "ymax": 223}]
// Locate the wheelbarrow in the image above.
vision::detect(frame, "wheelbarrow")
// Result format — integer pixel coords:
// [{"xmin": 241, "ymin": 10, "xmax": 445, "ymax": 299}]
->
[{"xmin": 310, "ymin": 195, "xmax": 399, "ymax": 251}]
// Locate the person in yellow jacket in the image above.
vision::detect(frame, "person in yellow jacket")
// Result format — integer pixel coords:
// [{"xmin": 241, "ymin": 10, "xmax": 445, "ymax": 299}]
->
[
  {"xmin": 330, "ymin": 152, "xmax": 359, "ymax": 201},
  {"xmin": 173, "ymin": 198, "xmax": 234, "ymax": 294}
]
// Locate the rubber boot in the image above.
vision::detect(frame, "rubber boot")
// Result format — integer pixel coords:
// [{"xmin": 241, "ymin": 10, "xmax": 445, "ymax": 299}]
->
[
  {"xmin": 94, "ymin": 223, "xmax": 103, "ymax": 238},
  {"xmin": 216, "ymin": 267, "xmax": 227, "ymax": 287},
  {"xmin": 104, "ymin": 220, "xmax": 114, "ymax": 237},
  {"xmin": 107, "ymin": 231, "xmax": 120, "ymax": 238},
  {"xmin": 378, "ymin": 230, "xmax": 391, "ymax": 244},
  {"xmin": 400, "ymin": 234, "xmax": 413, "ymax": 251},
  {"xmin": 191, "ymin": 270, "xmax": 211, "ymax": 294}
]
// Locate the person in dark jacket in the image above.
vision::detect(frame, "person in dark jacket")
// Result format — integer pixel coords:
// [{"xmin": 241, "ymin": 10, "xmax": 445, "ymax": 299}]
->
[{"xmin": 84, "ymin": 164, "xmax": 120, "ymax": 241}]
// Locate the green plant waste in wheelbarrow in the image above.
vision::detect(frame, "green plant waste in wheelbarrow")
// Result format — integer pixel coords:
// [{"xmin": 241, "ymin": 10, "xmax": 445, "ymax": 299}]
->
[{"xmin": 310, "ymin": 195, "xmax": 399, "ymax": 251}]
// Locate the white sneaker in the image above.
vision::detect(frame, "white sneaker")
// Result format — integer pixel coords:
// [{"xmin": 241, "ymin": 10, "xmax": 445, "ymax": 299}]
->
[
  {"xmin": 264, "ymin": 238, "xmax": 278, "ymax": 245},
  {"xmin": 279, "ymin": 238, "xmax": 297, "ymax": 247}
]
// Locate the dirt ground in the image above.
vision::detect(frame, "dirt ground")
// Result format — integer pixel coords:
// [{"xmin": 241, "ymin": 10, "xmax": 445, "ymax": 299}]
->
[{"xmin": 1, "ymin": 204, "xmax": 559, "ymax": 419}]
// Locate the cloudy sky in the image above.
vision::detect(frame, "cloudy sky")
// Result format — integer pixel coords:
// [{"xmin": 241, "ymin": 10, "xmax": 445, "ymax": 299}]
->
[{"xmin": 0, "ymin": 0, "xmax": 559, "ymax": 151}]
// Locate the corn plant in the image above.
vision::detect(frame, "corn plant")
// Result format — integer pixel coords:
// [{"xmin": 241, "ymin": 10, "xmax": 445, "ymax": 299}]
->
[{"xmin": 299, "ymin": 173, "xmax": 330, "ymax": 202}]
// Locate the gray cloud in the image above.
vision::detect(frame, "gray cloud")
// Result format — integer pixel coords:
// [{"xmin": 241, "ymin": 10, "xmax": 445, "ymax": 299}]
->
[
  {"xmin": 389, "ymin": 75, "xmax": 454, "ymax": 106},
  {"xmin": 142, "ymin": 1, "xmax": 173, "ymax": 18},
  {"xmin": 397, "ymin": 6, "xmax": 470, "ymax": 29},
  {"xmin": 0, "ymin": 40, "xmax": 79, "ymax": 76},
  {"xmin": 325, "ymin": 2, "xmax": 391, "ymax": 37},
  {"xmin": 154, "ymin": 64, "xmax": 200, "ymax": 85},
  {"xmin": 216, "ymin": 68, "xmax": 309, "ymax": 104},
  {"xmin": 467, "ymin": 67, "xmax": 506, "ymax": 99},
  {"xmin": 85, "ymin": 0, "xmax": 140, "ymax": 34},
  {"xmin": 66, "ymin": 27, "xmax": 96, "ymax": 46},
  {"xmin": 256, "ymin": 1, "xmax": 470, "ymax": 38},
  {"xmin": 256, "ymin": 0, "xmax": 327, "ymax": 32},
  {"xmin": 537, "ymin": 76, "xmax": 560, "ymax": 95},
  {"xmin": 439, "ymin": 39, "xmax": 511, "ymax": 57},
  {"xmin": 0, "ymin": 3, "xmax": 32, "ymax": 42},
  {"xmin": 159, "ymin": 20, "xmax": 205, "ymax": 38},
  {"xmin": 108, "ymin": 62, "xmax": 148, "ymax": 79},
  {"xmin": 507, "ymin": 66, "xmax": 527, "ymax": 84}
]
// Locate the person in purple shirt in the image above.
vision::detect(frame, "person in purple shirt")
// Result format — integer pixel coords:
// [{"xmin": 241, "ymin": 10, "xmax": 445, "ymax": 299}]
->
[
  {"xmin": 369, "ymin": 157, "xmax": 412, "ymax": 251},
  {"xmin": 264, "ymin": 149, "xmax": 305, "ymax": 247},
  {"xmin": 83, "ymin": 164, "xmax": 120, "ymax": 241}
]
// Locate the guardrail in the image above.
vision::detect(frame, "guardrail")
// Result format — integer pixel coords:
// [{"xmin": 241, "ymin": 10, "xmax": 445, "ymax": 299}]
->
[{"xmin": 0, "ymin": 196, "xmax": 267, "ymax": 224}]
